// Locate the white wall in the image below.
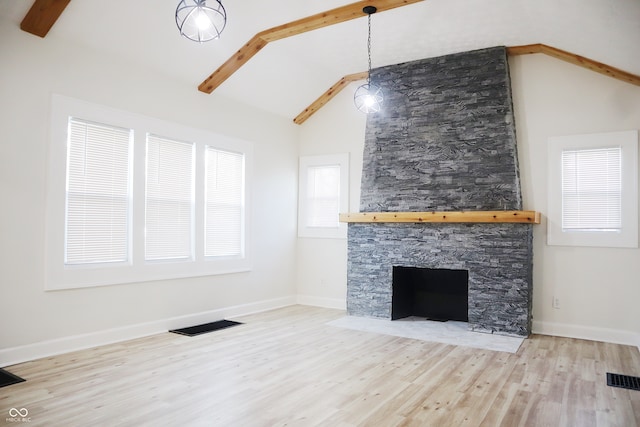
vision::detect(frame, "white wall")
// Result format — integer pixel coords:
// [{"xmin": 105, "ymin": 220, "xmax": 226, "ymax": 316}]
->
[
  {"xmin": 510, "ymin": 54, "xmax": 640, "ymax": 347},
  {"xmin": 296, "ymin": 54, "xmax": 640, "ymax": 347},
  {"xmin": 296, "ymin": 88, "xmax": 366, "ymax": 309},
  {"xmin": 0, "ymin": 21, "xmax": 299, "ymax": 365}
]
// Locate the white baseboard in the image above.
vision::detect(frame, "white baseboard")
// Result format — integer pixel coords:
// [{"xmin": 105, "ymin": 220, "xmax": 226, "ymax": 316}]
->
[
  {"xmin": 0, "ymin": 296, "xmax": 296, "ymax": 368},
  {"xmin": 5, "ymin": 303, "xmax": 635, "ymax": 368},
  {"xmin": 533, "ymin": 320, "xmax": 640, "ymax": 351},
  {"xmin": 296, "ymin": 295, "xmax": 346, "ymax": 310}
]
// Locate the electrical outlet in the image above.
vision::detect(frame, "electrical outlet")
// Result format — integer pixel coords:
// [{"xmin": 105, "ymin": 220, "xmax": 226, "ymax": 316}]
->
[{"xmin": 553, "ymin": 296, "xmax": 560, "ymax": 309}]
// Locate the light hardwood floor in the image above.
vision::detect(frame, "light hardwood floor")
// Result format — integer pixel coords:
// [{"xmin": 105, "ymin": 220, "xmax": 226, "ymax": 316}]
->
[{"xmin": 1, "ymin": 305, "xmax": 639, "ymax": 426}]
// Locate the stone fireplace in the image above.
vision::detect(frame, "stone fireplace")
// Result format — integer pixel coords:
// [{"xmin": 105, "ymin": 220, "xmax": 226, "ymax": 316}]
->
[{"xmin": 346, "ymin": 47, "xmax": 534, "ymax": 337}]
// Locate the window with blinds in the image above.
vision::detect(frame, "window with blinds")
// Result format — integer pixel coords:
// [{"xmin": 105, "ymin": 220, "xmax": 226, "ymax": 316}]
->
[
  {"xmin": 306, "ymin": 165, "xmax": 341, "ymax": 228},
  {"xmin": 65, "ymin": 118, "xmax": 132, "ymax": 265},
  {"xmin": 547, "ymin": 130, "xmax": 638, "ymax": 248},
  {"xmin": 145, "ymin": 135, "xmax": 195, "ymax": 261},
  {"xmin": 561, "ymin": 147, "xmax": 621, "ymax": 232},
  {"xmin": 298, "ymin": 154, "xmax": 349, "ymax": 239},
  {"xmin": 205, "ymin": 147, "xmax": 244, "ymax": 257},
  {"xmin": 47, "ymin": 95, "xmax": 252, "ymax": 289}
]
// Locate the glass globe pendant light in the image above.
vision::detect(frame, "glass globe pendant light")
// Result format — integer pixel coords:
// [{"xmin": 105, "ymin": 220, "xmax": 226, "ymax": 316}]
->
[
  {"xmin": 176, "ymin": 0, "xmax": 227, "ymax": 43},
  {"xmin": 354, "ymin": 6, "xmax": 383, "ymax": 114}
]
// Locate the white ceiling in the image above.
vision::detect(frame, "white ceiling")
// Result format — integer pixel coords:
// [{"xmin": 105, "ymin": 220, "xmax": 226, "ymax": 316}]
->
[{"xmin": 2, "ymin": 0, "xmax": 640, "ymax": 121}]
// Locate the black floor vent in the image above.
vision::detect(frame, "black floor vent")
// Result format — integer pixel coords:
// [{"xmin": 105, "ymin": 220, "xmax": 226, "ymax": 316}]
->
[
  {"xmin": 0, "ymin": 368, "xmax": 26, "ymax": 388},
  {"xmin": 169, "ymin": 320, "xmax": 243, "ymax": 337},
  {"xmin": 607, "ymin": 372, "xmax": 640, "ymax": 391}
]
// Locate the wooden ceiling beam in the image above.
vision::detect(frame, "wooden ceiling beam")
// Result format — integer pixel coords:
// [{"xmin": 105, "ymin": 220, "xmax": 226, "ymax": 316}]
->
[
  {"xmin": 198, "ymin": 36, "xmax": 269, "ymax": 96},
  {"xmin": 20, "ymin": 0, "xmax": 71, "ymax": 38},
  {"xmin": 257, "ymin": 0, "xmax": 423, "ymax": 43},
  {"xmin": 294, "ymin": 71, "xmax": 369, "ymax": 124},
  {"xmin": 507, "ymin": 44, "xmax": 640, "ymax": 87},
  {"xmin": 198, "ymin": 0, "xmax": 424, "ymax": 94},
  {"xmin": 295, "ymin": 43, "xmax": 640, "ymax": 125}
]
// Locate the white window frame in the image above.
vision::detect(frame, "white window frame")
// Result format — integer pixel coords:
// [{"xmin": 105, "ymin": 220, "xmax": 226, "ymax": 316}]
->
[
  {"xmin": 45, "ymin": 94, "xmax": 252, "ymax": 290},
  {"xmin": 298, "ymin": 154, "xmax": 349, "ymax": 239},
  {"xmin": 547, "ymin": 130, "xmax": 638, "ymax": 248}
]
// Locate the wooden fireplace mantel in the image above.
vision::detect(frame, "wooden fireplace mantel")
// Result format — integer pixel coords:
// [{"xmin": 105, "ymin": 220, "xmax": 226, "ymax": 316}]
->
[{"xmin": 339, "ymin": 210, "xmax": 541, "ymax": 224}]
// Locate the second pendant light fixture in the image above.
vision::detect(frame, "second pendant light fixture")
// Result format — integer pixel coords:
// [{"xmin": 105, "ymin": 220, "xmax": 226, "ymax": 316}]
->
[{"xmin": 354, "ymin": 6, "xmax": 384, "ymax": 114}]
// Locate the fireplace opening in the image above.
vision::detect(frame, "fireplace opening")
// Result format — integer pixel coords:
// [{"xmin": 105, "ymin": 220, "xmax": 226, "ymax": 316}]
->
[{"xmin": 392, "ymin": 266, "xmax": 469, "ymax": 322}]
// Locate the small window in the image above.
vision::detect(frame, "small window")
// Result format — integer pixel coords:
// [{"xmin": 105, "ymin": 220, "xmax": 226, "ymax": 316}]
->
[
  {"xmin": 298, "ymin": 154, "xmax": 349, "ymax": 239},
  {"xmin": 561, "ymin": 147, "xmax": 621, "ymax": 232},
  {"xmin": 306, "ymin": 165, "xmax": 341, "ymax": 228},
  {"xmin": 547, "ymin": 130, "xmax": 638, "ymax": 248}
]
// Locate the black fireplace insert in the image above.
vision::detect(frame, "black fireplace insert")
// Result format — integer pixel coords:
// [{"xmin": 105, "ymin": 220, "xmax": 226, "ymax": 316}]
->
[{"xmin": 392, "ymin": 266, "xmax": 469, "ymax": 322}]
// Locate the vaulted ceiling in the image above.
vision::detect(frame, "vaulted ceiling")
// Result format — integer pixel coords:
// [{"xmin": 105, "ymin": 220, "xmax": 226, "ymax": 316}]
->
[{"xmin": 2, "ymin": 0, "xmax": 640, "ymax": 122}]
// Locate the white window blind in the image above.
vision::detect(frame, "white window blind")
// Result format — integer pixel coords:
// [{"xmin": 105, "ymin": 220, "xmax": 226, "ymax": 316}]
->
[
  {"xmin": 562, "ymin": 147, "xmax": 622, "ymax": 231},
  {"xmin": 65, "ymin": 118, "xmax": 132, "ymax": 265},
  {"xmin": 145, "ymin": 135, "xmax": 195, "ymax": 261},
  {"xmin": 205, "ymin": 147, "xmax": 244, "ymax": 257},
  {"xmin": 306, "ymin": 165, "xmax": 341, "ymax": 228}
]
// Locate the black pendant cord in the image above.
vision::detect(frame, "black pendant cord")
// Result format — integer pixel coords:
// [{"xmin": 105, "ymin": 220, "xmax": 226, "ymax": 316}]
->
[
  {"xmin": 367, "ymin": 13, "xmax": 372, "ymax": 87},
  {"xmin": 353, "ymin": 5, "xmax": 381, "ymax": 114}
]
